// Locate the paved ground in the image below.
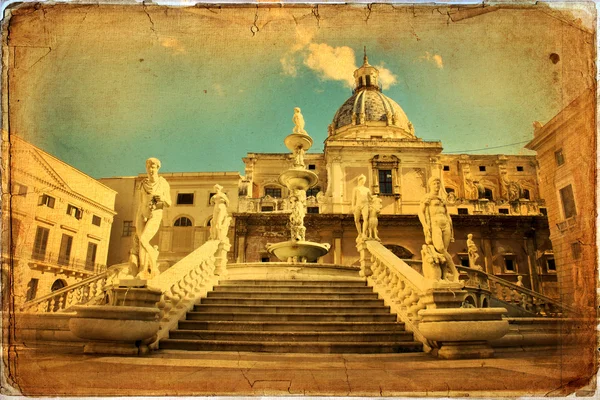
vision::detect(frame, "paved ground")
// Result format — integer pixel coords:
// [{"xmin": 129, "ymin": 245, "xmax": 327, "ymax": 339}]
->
[{"xmin": 3, "ymin": 348, "xmax": 595, "ymax": 397}]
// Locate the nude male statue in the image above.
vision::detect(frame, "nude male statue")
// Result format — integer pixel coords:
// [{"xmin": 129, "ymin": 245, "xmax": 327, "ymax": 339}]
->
[
  {"xmin": 418, "ymin": 176, "xmax": 459, "ymax": 282},
  {"xmin": 351, "ymin": 174, "xmax": 372, "ymax": 241}
]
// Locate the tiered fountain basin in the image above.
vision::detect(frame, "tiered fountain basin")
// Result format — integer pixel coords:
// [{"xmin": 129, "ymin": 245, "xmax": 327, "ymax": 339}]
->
[
  {"xmin": 226, "ymin": 262, "xmax": 360, "ymax": 281},
  {"xmin": 284, "ymin": 132, "xmax": 313, "ymax": 152},
  {"xmin": 278, "ymin": 169, "xmax": 318, "ymax": 191},
  {"xmin": 267, "ymin": 240, "xmax": 330, "ymax": 263}
]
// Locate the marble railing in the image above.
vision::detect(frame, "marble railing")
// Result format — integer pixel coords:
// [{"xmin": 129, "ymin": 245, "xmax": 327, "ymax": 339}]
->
[
  {"xmin": 238, "ymin": 196, "xmax": 320, "ymax": 213},
  {"xmin": 146, "ymin": 239, "xmax": 221, "ymax": 348},
  {"xmin": 19, "ymin": 263, "xmax": 126, "ymax": 313},
  {"xmin": 456, "ymin": 266, "xmax": 573, "ymax": 317},
  {"xmin": 361, "ymin": 240, "xmax": 432, "ymax": 349}
]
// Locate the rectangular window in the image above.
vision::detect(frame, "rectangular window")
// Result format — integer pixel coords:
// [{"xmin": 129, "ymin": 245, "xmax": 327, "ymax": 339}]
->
[
  {"xmin": 306, "ymin": 187, "xmax": 320, "ymax": 197},
  {"xmin": 479, "ymin": 166, "xmax": 486, "ymax": 172},
  {"xmin": 85, "ymin": 242, "xmax": 98, "ymax": 271},
  {"xmin": 443, "ymin": 165, "xmax": 450, "ymax": 171},
  {"xmin": 498, "ymin": 209, "xmax": 509, "ymax": 215},
  {"xmin": 25, "ymin": 278, "xmax": 39, "ymax": 302},
  {"xmin": 559, "ymin": 185, "xmax": 577, "ymax": 219},
  {"xmin": 122, "ymin": 221, "xmax": 134, "ymax": 237},
  {"xmin": 261, "ymin": 206, "xmax": 274, "ymax": 212},
  {"xmin": 516, "ymin": 166, "xmax": 524, "ymax": 172},
  {"xmin": 38, "ymin": 194, "xmax": 55, "ymax": 208},
  {"xmin": 92, "ymin": 215, "xmax": 101, "ymax": 226},
  {"xmin": 458, "ymin": 255, "xmax": 469, "ymax": 267},
  {"xmin": 308, "ymin": 164, "xmax": 316, "ymax": 170},
  {"xmin": 483, "ymin": 188, "xmax": 493, "ymax": 201},
  {"xmin": 32, "ymin": 226, "xmax": 50, "ymax": 260},
  {"xmin": 503, "ymin": 255, "xmax": 516, "ymax": 273},
  {"xmin": 208, "ymin": 192, "xmax": 216, "ymax": 205},
  {"xmin": 261, "ymin": 256, "xmax": 270, "ymax": 262},
  {"xmin": 555, "ymin": 149, "xmax": 565, "ymax": 166},
  {"xmin": 378, "ymin": 169, "xmax": 393, "ymax": 194},
  {"xmin": 540, "ymin": 207, "xmax": 548, "ymax": 216},
  {"xmin": 58, "ymin": 234, "xmax": 73, "ymax": 265},
  {"xmin": 571, "ymin": 242, "xmax": 582, "ymax": 260},
  {"xmin": 177, "ymin": 193, "xmax": 194, "ymax": 205},
  {"xmin": 307, "ymin": 207, "xmax": 319, "ymax": 214},
  {"xmin": 13, "ymin": 183, "xmax": 28, "ymax": 196},
  {"xmin": 546, "ymin": 258, "xmax": 556, "ymax": 272},
  {"xmin": 66, "ymin": 204, "xmax": 83, "ymax": 219},
  {"xmin": 264, "ymin": 188, "xmax": 282, "ymax": 198},
  {"xmin": 457, "ymin": 208, "xmax": 469, "ymax": 215}
]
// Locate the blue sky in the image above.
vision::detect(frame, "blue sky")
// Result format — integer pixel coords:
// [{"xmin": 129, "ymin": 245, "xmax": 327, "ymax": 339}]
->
[{"xmin": 8, "ymin": 4, "xmax": 593, "ymax": 178}]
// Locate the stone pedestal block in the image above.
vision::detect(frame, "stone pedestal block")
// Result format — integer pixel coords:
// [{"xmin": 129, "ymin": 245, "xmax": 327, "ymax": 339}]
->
[
  {"xmin": 214, "ymin": 241, "xmax": 231, "ymax": 276},
  {"xmin": 418, "ymin": 307, "xmax": 509, "ymax": 359}
]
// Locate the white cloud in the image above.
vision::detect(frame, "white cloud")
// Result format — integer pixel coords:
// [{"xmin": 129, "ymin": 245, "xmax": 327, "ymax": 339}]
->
[
  {"xmin": 420, "ymin": 51, "xmax": 444, "ymax": 69},
  {"xmin": 304, "ymin": 43, "xmax": 356, "ymax": 87},
  {"xmin": 280, "ymin": 30, "xmax": 398, "ymax": 89},
  {"xmin": 376, "ymin": 64, "xmax": 398, "ymax": 90}
]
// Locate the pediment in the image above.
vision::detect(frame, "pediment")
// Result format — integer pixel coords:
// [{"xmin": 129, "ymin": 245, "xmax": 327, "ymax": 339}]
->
[{"xmin": 10, "ymin": 142, "xmax": 71, "ymax": 191}]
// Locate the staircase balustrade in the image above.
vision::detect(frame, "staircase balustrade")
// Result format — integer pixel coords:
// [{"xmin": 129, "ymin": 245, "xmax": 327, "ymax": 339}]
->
[
  {"xmin": 19, "ymin": 264, "xmax": 126, "ymax": 313},
  {"xmin": 146, "ymin": 239, "xmax": 221, "ymax": 348},
  {"xmin": 456, "ymin": 266, "xmax": 573, "ymax": 317}
]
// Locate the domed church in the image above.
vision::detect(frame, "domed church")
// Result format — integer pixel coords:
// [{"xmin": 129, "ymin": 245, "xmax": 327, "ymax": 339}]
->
[{"xmin": 103, "ymin": 52, "xmax": 557, "ymax": 299}]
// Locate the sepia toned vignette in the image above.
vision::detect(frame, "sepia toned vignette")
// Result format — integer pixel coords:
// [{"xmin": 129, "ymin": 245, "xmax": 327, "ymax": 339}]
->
[{"xmin": 0, "ymin": 0, "xmax": 598, "ymax": 396}]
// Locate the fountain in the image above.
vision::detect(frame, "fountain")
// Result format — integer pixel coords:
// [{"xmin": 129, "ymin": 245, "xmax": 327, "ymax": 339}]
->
[{"xmin": 266, "ymin": 108, "xmax": 331, "ymax": 263}]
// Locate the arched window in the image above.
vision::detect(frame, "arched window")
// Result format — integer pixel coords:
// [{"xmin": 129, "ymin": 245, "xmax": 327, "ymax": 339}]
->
[
  {"xmin": 522, "ymin": 189, "xmax": 531, "ymax": 200},
  {"xmin": 51, "ymin": 279, "xmax": 66, "ymax": 292},
  {"xmin": 174, "ymin": 217, "xmax": 193, "ymax": 227}
]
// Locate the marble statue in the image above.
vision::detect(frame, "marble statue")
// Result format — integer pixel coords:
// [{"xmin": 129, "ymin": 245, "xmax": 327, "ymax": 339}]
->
[
  {"xmin": 293, "ymin": 145, "xmax": 305, "ymax": 168},
  {"xmin": 366, "ymin": 195, "xmax": 382, "ymax": 241},
  {"xmin": 418, "ymin": 176, "xmax": 459, "ymax": 282},
  {"xmin": 292, "ymin": 107, "xmax": 307, "ymax": 135},
  {"xmin": 130, "ymin": 158, "xmax": 171, "ymax": 280},
  {"xmin": 351, "ymin": 174, "xmax": 372, "ymax": 241},
  {"xmin": 289, "ymin": 189, "xmax": 306, "ymax": 241},
  {"xmin": 461, "ymin": 164, "xmax": 478, "ymax": 200},
  {"xmin": 515, "ymin": 275, "xmax": 525, "ymax": 288},
  {"xmin": 466, "ymin": 234, "xmax": 483, "ymax": 270},
  {"xmin": 210, "ymin": 184, "xmax": 230, "ymax": 241}
]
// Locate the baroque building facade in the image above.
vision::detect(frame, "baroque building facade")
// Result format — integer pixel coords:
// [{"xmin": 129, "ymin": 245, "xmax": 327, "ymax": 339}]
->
[
  {"xmin": 3, "ymin": 135, "xmax": 117, "ymax": 306},
  {"xmin": 101, "ymin": 57, "xmax": 558, "ymax": 297}
]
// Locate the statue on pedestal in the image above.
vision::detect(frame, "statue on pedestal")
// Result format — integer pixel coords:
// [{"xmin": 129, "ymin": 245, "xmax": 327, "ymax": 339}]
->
[
  {"xmin": 351, "ymin": 174, "xmax": 372, "ymax": 242},
  {"xmin": 418, "ymin": 176, "xmax": 459, "ymax": 282},
  {"xmin": 210, "ymin": 184, "xmax": 231, "ymax": 241},
  {"xmin": 293, "ymin": 145, "xmax": 306, "ymax": 168},
  {"xmin": 467, "ymin": 233, "xmax": 483, "ymax": 271},
  {"xmin": 130, "ymin": 158, "xmax": 171, "ymax": 280},
  {"xmin": 292, "ymin": 107, "xmax": 307, "ymax": 135}
]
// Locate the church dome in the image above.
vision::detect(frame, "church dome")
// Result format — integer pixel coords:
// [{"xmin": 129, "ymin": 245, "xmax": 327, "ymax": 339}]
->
[{"xmin": 328, "ymin": 50, "xmax": 415, "ymax": 139}]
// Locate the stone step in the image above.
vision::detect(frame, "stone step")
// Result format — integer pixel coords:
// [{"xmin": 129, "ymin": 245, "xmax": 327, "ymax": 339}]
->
[
  {"xmin": 177, "ymin": 320, "xmax": 405, "ymax": 332},
  {"xmin": 159, "ymin": 339, "xmax": 424, "ymax": 353},
  {"xmin": 169, "ymin": 330, "xmax": 414, "ymax": 342},
  {"xmin": 193, "ymin": 304, "xmax": 390, "ymax": 314},
  {"xmin": 206, "ymin": 291, "xmax": 380, "ymax": 300},
  {"xmin": 199, "ymin": 297, "xmax": 386, "ymax": 307},
  {"xmin": 185, "ymin": 312, "xmax": 398, "ymax": 322},
  {"xmin": 212, "ymin": 285, "xmax": 375, "ymax": 293},
  {"xmin": 220, "ymin": 280, "xmax": 367, "ymax": 287}
]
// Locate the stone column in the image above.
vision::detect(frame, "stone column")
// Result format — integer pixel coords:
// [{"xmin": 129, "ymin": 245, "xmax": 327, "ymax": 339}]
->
[
  {"xmin": 482, "ymin": 238, "xmax": 494, "ymax": 275},
  {"xmin": 525, "ymin": 237, "xmax": 540, "ymax": 293},
  {"xmin": 235, "ymin": 226, "xmax": 247, "ymax": 264}
]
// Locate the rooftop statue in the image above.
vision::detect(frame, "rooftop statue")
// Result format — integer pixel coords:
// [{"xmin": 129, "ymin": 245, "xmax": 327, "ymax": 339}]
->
[
  {"xmin": 467, "ymin": 233, "xmax": 483, "ymax": 271},
  {"xmin": 352, "ymin": 174, "xmax": 372, "ymax": 242},
  {"xmin": 418, "ymin": 176, "xmax": 459, "ymax": 282},
  {"xmin": 130, "ymin": 157, "xmax": 171, "ymax": 280}
]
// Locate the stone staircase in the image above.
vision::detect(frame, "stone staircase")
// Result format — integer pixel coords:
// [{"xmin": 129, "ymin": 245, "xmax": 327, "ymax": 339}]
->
[{"xmin": 159, "ymin": 278, "xmax": 423, "ymax": 354}]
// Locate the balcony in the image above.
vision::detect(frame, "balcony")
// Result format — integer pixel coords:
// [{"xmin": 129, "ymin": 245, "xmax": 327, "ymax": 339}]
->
[{"xmin": 29, "ymin": 251, "xmax": 106, "ymax": 277}]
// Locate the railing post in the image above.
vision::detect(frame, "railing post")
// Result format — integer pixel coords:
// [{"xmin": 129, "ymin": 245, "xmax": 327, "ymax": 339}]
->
[
  {"xmin": 214, "ymin": 241, "xmax": 231, "ymax": 277},
  {"xmin": 356, "ymin": 240, "xmax": 373, "ymax": 277}
]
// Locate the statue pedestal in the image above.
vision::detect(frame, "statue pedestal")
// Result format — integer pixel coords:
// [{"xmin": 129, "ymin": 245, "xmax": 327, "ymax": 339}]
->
[
  {"xmin": 214, "ymin": 241, "xmax": 231, "ymax": 276},
  {"xmin": 418, "ymin": 308, "xmax": 509, "ymax": 359},
  {"xmin": 357, "ymin": 240, "xmax": 373, "ymax": 277}
]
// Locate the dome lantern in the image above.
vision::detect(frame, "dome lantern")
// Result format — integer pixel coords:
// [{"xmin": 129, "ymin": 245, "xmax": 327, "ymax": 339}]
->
[{"xmin": 353, "ymin": 47, "xmax": 380, "ymax": 92}]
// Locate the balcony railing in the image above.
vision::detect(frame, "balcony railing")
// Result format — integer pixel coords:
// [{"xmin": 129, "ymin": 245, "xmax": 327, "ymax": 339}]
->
[{"xmin": 29, "ymin": 251, "xmax": 106, "ymax": 274}]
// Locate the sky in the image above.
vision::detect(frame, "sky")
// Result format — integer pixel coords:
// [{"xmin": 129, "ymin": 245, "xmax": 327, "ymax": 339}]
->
[{"xmin": 6, "ymin": 3, "xmax": 595, "ymax": 178}]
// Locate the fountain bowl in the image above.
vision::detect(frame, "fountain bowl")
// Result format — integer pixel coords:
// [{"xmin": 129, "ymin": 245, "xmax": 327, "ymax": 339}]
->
[
  {"xmin": 284, "ymin": 133, "xmax": 313, "ymax": 153},
  {"xmin": 267, "ymin": 240, "xmax": 331, "ymax": 263},
  {"xmin": 278, "ymin": 169, "xmax": 318, "ymax": 191}
]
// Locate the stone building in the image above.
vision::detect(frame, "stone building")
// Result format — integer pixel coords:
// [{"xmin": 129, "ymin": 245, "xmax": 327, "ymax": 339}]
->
[
  {"xmin": 2, "ymin": 135, "xmax": 117, "ymax": 306},
  {"xmin": 102, "ymin": 56, "xmax": 558, "ymax": 298},
  {"xmin": 525, "ymin": 88, "xmax": 596, "ymax": 309}
]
